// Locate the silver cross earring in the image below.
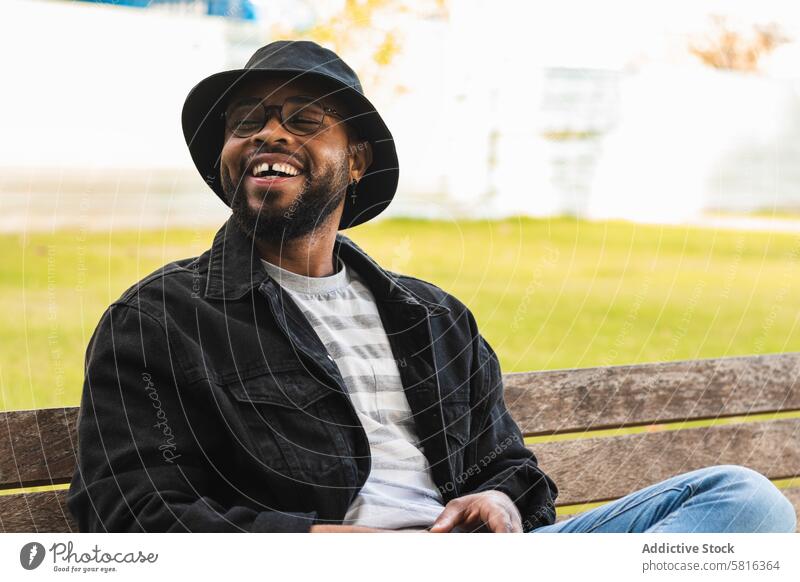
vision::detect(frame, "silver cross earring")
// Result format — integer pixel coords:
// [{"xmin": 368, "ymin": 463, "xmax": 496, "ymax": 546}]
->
[{"xmin": 347, "ymin": 179, "xmax": 358, "ymax": 203}]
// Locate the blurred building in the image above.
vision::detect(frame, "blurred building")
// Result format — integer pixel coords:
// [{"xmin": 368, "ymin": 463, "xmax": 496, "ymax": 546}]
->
[
  {"xmin": 3, "ymin": 0, "xmax": 800, "ymax": 230},
  {"xmin": 76, "ymin": 0, "xmax": 257, "ymax": 20}
]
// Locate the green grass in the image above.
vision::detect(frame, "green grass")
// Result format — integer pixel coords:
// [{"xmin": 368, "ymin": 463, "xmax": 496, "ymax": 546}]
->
[{"xmin": 3, "ymin": 216, "xmax": 800, "ymax": 412}]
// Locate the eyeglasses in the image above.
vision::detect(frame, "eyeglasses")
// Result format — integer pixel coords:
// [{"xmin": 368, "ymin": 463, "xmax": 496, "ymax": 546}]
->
[{"xmin": 222, "ymin": 95, "xmax": 343, "ymax": 138}]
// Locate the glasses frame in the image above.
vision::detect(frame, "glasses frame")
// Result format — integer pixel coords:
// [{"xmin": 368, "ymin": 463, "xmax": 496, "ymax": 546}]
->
[{"xmin": 222, "ymin": 94, "xmax": 344, "ymax": 138}]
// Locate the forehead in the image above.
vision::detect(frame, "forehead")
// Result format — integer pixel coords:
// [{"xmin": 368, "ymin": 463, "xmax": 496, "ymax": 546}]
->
[{"xmin": 226, "ymin": 74, "xmax": 347, "ymax": 111}]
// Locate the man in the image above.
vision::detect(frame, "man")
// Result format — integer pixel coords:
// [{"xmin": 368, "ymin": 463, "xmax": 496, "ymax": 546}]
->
[{"xmin": 67, "ymin": 41, "xmax": 796, "ymax": 533}]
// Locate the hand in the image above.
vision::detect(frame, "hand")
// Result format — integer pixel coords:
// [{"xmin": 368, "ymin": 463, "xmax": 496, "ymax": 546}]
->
[
  {"xmin": 429, "ymin": 491, "xmax": 523, "ymax": 533},
  {"xmin": 309, "ymin": 524, "xmax": 394, "ymax": 533}
]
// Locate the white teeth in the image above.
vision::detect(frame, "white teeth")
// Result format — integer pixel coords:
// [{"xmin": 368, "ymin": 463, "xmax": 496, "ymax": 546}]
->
[
  {"xmin": 251, "ymin": 161, "xmax": 300, "ymax": 177},
  {"xmin": 273, "ymin": 162, "xmax": 299, "ymax": 176},
  {"xmin": 252, "ymin": 162, "xmax": 269, "ymax": 176}
]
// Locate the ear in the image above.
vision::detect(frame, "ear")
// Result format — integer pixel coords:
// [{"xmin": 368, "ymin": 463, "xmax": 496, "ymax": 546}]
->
[{"xmin": 348, "ymin": 138, "xmax": 373, "ymax": 181}]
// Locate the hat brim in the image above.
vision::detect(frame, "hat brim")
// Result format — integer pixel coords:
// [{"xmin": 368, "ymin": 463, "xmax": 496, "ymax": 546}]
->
[{"xmin": 181, "ymin": 68, "xmax": 399, "ymax": 230}]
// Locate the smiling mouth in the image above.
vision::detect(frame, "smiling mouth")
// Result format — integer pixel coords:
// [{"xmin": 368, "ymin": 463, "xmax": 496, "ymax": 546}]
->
[{"xmin": 250, "ymin": 161, "xmax": 303, "ymax": 179}]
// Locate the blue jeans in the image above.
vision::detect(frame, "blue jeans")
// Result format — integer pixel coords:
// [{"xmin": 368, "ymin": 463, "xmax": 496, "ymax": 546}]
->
[{"xmin": 530, "ymin": 465, "xmax": 797, "ymax": 533}]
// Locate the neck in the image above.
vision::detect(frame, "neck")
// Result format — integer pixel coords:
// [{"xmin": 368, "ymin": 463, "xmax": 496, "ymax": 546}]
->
[{"xmin": 254, "ymin": 229, "xmax": 338, "ymax": 277}]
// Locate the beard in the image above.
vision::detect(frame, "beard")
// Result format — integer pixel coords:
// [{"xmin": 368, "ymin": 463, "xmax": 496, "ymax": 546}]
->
[{"xmin": 223, "ymin": 152, "xmax": 349, "ymax": 246}]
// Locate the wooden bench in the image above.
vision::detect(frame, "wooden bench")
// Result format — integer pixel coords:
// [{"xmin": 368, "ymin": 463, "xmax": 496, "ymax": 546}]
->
[{"xmin": 2, "ymin": 352, "xmax": 798, "ymax": 532}]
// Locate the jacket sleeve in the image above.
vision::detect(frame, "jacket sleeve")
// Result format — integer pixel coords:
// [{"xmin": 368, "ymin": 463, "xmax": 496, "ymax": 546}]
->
[
  {"xmin": 66, "ymin": 302, "xmax": 317, "ymax": 533},
  {"xmin": 459, "ymin": 319, "xmax": 559, "ymax": 531}
]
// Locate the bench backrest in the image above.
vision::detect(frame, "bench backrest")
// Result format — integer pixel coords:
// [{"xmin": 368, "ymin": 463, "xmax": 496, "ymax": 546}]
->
[{"xmin": 2, "ymin": 352, "xmax": 798, "ymax": 532}]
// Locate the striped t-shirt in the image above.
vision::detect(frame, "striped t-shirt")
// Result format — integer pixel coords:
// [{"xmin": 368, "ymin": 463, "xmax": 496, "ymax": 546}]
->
[{"xmin": 260, "ymin": 255, "xmax": 445, "ymax": 530}]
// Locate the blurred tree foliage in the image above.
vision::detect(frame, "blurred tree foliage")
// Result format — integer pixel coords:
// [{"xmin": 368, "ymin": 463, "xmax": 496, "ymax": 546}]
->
[
  {"xmin": 690, "ymin": 15, "xmax": 789, "ymax": 73},
  {"xmin": 268, "ymin": 0, "xmax": 449, "ymax": 94}
]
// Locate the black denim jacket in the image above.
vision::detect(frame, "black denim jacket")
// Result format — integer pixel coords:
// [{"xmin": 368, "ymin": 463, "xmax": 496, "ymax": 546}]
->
[{"xmin": 67, "ymin": 217, "xmax": 558, "ymax": 532}]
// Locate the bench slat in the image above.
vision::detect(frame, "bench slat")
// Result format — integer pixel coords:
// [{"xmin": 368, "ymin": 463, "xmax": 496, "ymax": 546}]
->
[
  {"xmin": 533, "ymin": 418, "xmax": 800, "ymax": 505},
  {"xmin": 0, "ymin": 408, "xmax": 78, "ymax": 489},
  {"xmin": 0, "ymin": 413, "xmax": 797, "ymax": 530},
  {"xmin": 2, "ymin": 354, "xmax": 797, "ymax": 489},
  {"xmin": 0, "ymin": 490, "xmax": 76, "ymax": 533},
  {"xmin": 506, "ymin": 353, "xmax": 800, "ymax": 435},
  {"xmin": 4, "ymin": 486, "xmax": 795, "ymax": 533}
]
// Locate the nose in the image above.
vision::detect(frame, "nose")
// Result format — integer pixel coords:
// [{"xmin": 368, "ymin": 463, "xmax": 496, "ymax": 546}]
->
[{"xmin": 249, "ymin": 105, "xmax": 292, "ymax": 143}]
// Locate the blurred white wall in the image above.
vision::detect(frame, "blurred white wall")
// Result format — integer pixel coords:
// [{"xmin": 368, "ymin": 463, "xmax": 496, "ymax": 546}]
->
[
  {"xmin": 1, "ymin": 0, "xmax": 235, "ymax": 170},
  {"xmin": 0, "ymin": 0, "xmax": 261, "ymax": 229},
  {"xmin": 588, "ymin": 65, "xmax": 800, "ymax": 221}
]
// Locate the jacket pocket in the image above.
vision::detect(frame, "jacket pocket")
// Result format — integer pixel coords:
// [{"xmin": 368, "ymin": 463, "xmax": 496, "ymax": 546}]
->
[
  {"xmin": 226, "ymin": 366, "xmax": 337, "ymax": 408},
  {"xmin": 223, "ymin": 366, "xmax": 342, "ymax": 478}
]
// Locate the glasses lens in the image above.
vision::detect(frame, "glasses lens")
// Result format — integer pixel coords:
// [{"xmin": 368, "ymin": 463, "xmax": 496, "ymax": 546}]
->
[
  {"xmin": 225, "ymin": 99, "xmax": 265, "ymax": 137},
  {"xmin": 282, "ymin": 97, "xmax": 325, "ymax": 135}
]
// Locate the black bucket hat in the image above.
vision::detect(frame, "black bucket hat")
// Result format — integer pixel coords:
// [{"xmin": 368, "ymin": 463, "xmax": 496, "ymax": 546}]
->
[{"xmin": 181, "ymin": 40, "xmax": 399, "ymax": 230}]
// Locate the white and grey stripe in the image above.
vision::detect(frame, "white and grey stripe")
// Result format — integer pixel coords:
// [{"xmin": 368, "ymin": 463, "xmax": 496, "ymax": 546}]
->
[{"xmin": 261, "ymin": 256, "xmax": 444, "ymax": 530}]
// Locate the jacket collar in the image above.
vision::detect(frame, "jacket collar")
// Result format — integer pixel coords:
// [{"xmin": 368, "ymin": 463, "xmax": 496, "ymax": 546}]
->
[{"xmin": 203, "ymin": 216, "xmax": 450, "ymax": 316}]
